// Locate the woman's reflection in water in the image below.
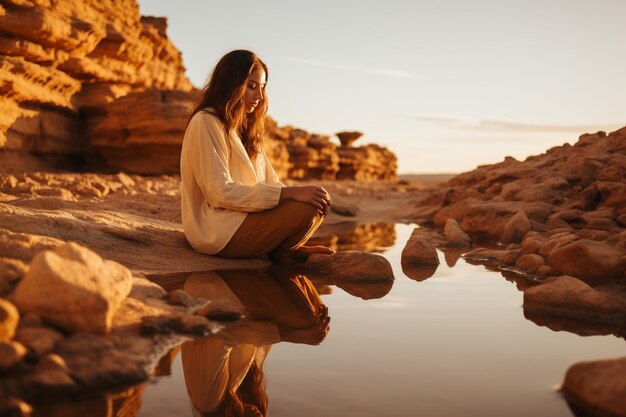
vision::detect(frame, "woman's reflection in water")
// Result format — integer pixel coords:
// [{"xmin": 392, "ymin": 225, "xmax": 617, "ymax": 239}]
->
[{"xmin": 181, "ymin": 269, "xmax": 329, "ymax": 417}]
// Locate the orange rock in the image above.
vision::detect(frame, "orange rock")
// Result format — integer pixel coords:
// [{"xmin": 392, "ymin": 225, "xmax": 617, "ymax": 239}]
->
[{"xmin": 548, "ymin": 239, "xmax": 625, "ymax": 283}]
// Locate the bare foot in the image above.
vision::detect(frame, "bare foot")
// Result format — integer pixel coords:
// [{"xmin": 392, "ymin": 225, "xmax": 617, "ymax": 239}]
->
[{"xmin": 268, "ymin": 245, "xmax": 334, "ymax": 265}]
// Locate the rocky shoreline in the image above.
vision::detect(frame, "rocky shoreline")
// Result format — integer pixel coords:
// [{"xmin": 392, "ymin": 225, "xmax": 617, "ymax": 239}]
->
[{"xmin": 0, "ymin": 128, "xmax": 624, "ymax": 414}]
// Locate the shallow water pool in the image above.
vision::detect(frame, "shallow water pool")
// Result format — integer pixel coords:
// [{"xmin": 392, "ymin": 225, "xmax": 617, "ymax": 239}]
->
[{"xmin": 135, "ymin": 223, "xmax": 624, "ymax": 417}]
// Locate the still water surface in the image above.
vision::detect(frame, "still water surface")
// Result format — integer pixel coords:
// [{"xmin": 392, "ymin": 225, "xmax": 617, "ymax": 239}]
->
[{"xmin": 139, "ymin": 224, "xmax": 625, "ymax": 417}]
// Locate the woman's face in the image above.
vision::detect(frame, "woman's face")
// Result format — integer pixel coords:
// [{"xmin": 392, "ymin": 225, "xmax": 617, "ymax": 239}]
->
[{"xmin": 244, "ymin": 67, "xmax": 266, "ymax": 113}]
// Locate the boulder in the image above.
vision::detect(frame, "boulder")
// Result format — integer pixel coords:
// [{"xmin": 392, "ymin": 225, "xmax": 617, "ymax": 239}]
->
[
  {"xmin": 501, "ymin": 210, "xmax": 531, "ymax": 243},
  {"xmin": 523, "ymin": 276, "xmax": 626, "ymax": 320},
  {"xmin": 0, "ymin": 299, "xmax": 19, "ymax": 341},
  {"xmin": 401, "ymin": 229, "xmax": 440, "ymax": 265},
  {"xmin": 562, "ymin": 356, "xmax": 626, "ymax": 417},
  {"xmin": 14, "ymin": 327, "xmax": 65, "ymax": 358},
  {"xmin": 443, "ymin": 218, "xmax": 471, "ymax": 247},
  {"xmin": 0, "ymin": 341, "xmax": 27, "ymax": 370},
  {"xmin": 13, "ymin": 242, "xmax": 133, "ymax": 334},
  {"xmin": 305, "ymin": 251, "xmax": 394, "ymax": 281},
  {"xmin": 515, "ymin": 254, "xmax": 545, "ymax": 274},
  {"xmin": 548, "ymin": 239, "xmax": 625, "ymax": 283}
]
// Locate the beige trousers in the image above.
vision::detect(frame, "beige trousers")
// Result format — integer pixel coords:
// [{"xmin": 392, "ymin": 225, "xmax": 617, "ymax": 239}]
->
[{"xmin": 217, "ymin": 201, "xmax": 324, "ymax": 259}]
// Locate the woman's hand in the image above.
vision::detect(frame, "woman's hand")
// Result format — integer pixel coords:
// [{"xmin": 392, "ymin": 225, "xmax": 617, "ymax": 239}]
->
[
  {"xmin": 280, "ymin": 185, "xmax": 331, "ymax": 214},
  {"xmin": 278, "ymin": 306, "xmax": 330, "ymax": 345}
]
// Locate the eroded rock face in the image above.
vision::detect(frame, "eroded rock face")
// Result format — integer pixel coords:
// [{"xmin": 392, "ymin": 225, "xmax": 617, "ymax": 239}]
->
[
  {"xmin": 0, "ymin": 0, "xmax": 397, "ymax": 180},
  {"xmin": 562, "ymin": 357, "xmax": 626, "ymax": 417},
  {"xmin": 13, "ymin": 242, "xmax": 133, "ymax": 334},
  {"xmin": 0, "ymin": 0, "xmax": 192, "ymax": 172}
]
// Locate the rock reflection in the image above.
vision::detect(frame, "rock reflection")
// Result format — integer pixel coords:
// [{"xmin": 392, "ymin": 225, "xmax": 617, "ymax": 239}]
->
[
  {"xmin": 401, "ymin": 262, "xmax": 438, "ymax": 282},
  {"xmin": 442, "ymin": 248, "xmax": 465, "ymax": 268},
  {"xmin": 523, "ymin": 310, "xmax": 626, "ymax": 339},
  {"xmin": 310, "ymin": 221, "xmax": 396, "ymax": 252},
  {"xmin": 181, "ymin": 269, "xmax": 328, "ymax": 417},
  {"xmin": 30, "ymin": 385, "xmax": 145, "ymax": 417}
]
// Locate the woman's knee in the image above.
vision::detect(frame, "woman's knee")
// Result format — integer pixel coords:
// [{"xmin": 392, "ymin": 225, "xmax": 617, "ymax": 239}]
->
[{"xmin": 281, "ymin": 201, "xmax": 323, "ymax": 223}]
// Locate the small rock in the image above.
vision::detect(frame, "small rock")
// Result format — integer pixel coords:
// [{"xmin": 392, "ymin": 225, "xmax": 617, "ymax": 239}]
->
[
  {"xmin": 443, "ymin": 218, "xmax": 471, "ymax": 247},
  {"xmin": 548, "ymin": 239, "xmax": 625, "ymax": 283},
  {"xmin": 499, "ymin": 249, "xmax": 521, "ymax": 266},
  {"xmin": 536, "ymin": 265, "xmax": 552, "ymax": 278},
  {"xmin": 562, "ymin": 356, "xmax": 626, "ymax": 417},
  {"xmin": 515, "ymin": 254, "xmax": 545, "ymax": 273},
  {"xmin": 0, "ymin": 398, "xmax": 32, "ymax": 417},
  {"xmin": 14, "ymin": 327, "xmax": 64, "ymax": 358},
  {"xmin": 523, "ymin": 276, "xmax": 626, "ymax": 319},
  {"xmin": 306, "ymin": 251, "xmax": 394, "ymax": 281},
  {"xmin": 18, "ymin": 313, "xmax": 42, "ymax": 329},
  {"xmin": 538, "ymin": 233, "xmax": 577, "ymax": 257},
  {"xmin": 128, "ymin": 277, "xmax": 167, "ymax": 300},
  {"xmin": 0, "ymin": 299, "xmax": 19, "ymax": 341},
  {"xmin": 31, "ymin": 353, "xmax": 77, "ymax": 391},
  {"xmin": 13, "ymin": 242, "xmax": 133, "ymax": 334},
  {"xmin": 0, "ymin": 340, "xmax": 27, "ymax": 370},
  {"xmin": 336, "ymin": 131, "xmax": 363, "ymax": 147},
  {"xmin": 37, "ymin": 353, "xmax": 68, "ymax": 373},
  {"xmin": 501, "ymin": 210, "xmax": 531, "ymax": 243},
  {"xmin": 585, "ymin": 217, "xmax": 620, "ymax": 232},
  {"xmin": 179, "ymin": 315, "xmax": 218, "ymax": 335},
  {"xmin": 401, "ymin": 229, "xmax": 439, "ymax": 265},
  {"xmin": 167, "ymin": 289, "xmax": 197, "ymax": 307}
]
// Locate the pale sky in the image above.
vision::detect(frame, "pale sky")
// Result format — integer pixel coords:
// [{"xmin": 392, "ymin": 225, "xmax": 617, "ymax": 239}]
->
[{"xmin": 137, "ymin": 0, "xmax": 625, "ymax": 174}]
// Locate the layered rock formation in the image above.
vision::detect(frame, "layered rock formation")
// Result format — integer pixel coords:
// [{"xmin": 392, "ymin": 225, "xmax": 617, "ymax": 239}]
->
[
  {"xmin": 0, "ymin": 0, "xmax": 192, "ymax": 172},
  {"xmin": 0, "ymin": 0, "xmax": 397, "ymax": 180},
  {"xmin": 89, "ymin": 92, "xmax": 398, "ymax": 180}
]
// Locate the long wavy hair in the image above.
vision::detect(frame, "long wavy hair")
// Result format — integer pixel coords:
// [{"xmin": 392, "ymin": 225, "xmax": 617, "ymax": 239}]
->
[
  {"xmin": 188, "ymin": 50, "xmax": 269, "ymax": 158},
  {"xmin": 192, "ymin": 362, "xmax": 268, "ymax": 417}
]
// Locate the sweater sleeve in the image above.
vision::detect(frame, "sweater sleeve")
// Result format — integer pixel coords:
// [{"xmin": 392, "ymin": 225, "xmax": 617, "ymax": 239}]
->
[{"xmin": 186, "ymin": 113, "xmax": 282, "ymax": 212}]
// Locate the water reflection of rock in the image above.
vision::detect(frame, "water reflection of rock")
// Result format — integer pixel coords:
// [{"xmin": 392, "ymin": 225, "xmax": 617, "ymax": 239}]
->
[
  {"xmin": 524, "ymin": 310, "xmax": 626, "ymax": 339},
  {"xmin": 309, "ymin": 221, "xmax": 396, "ymax": 252},
  {"xmin": 28, "ymin": 385, "xmax": 145, "ymax": 417}
]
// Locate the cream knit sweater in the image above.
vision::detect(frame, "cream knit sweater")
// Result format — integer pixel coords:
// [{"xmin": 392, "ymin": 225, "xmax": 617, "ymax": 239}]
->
[{"xmin": 180, "ymin": 110, "xmax": 284, "ymax": 254}]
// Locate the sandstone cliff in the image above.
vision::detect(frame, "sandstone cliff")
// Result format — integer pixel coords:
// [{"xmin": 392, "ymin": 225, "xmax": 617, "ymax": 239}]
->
[
  {"xmin": 0, "ymin": 0, "xmax": 397, "ymax": 181},
  {"xmin": 0, "ymin": 0, "xmax": 192, "ymax": 172}
]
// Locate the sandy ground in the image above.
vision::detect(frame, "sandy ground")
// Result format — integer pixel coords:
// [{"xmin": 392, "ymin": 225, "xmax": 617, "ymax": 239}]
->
[{"xmin": 0, "ymin": 173, "xmax": 432, "ymax": 276}]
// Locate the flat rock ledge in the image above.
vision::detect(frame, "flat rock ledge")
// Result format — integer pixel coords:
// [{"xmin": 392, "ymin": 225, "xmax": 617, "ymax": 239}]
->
[
  {"xmin": 305, "ymin": 251, "xmax": 394, "ymax": 282},
  {"xmin": 562, "ymin": 356, "xmax": 626, "ymax": 417}
]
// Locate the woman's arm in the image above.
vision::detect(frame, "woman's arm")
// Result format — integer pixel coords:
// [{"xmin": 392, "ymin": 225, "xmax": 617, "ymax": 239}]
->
[{"xmin": 185, "ymin": 114, "xmax": 282, "ymax": 212}]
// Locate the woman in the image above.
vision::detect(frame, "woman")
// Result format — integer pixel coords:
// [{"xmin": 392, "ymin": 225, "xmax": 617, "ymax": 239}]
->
[{"xmin": 181, "ymin": 50, "xmax": 333, "ymax": 262}]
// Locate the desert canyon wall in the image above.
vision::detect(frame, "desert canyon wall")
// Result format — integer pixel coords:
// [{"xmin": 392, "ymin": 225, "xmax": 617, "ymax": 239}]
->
[{"xmin": 0, "ymin": 0, "xmax": 397, "ymax": 180}]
